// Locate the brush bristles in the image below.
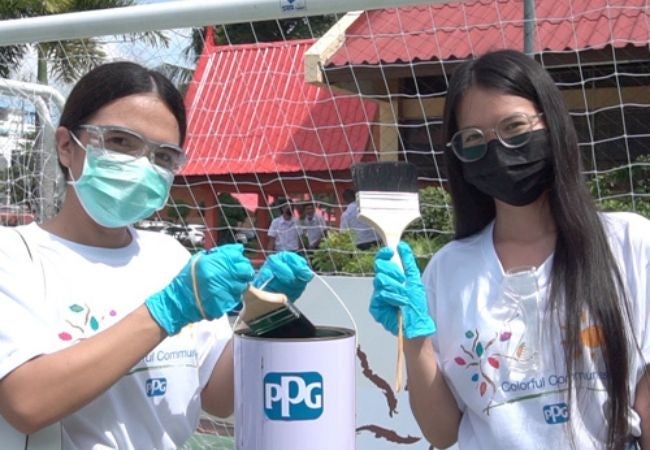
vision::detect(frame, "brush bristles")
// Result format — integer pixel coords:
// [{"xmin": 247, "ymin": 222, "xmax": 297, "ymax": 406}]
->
[
  {"xmin": 247, "ymin": 302, "xmax": 317, "ymax": 338},
  {"xmin": 352, "ymin": 161, "xmax": 418, "ymax": 193},
  {"xmin": 247, "ymin": 304, "xmax": 300, "ymax": 336}
]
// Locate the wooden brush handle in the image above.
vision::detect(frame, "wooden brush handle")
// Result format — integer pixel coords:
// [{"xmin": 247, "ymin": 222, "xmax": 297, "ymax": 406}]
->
[
  {"xmin": 384, "ymin": 238, "xmax": 406, "ymax": 392},
  {"xmin": 395, "ymin": 314, "xmax": 405, "ymax": 392}
]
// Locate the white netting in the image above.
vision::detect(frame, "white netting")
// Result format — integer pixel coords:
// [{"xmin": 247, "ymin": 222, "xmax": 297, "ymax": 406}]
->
[{"xmin": 1, "ymin": 0, "xmax": 648, "ymax": 448}]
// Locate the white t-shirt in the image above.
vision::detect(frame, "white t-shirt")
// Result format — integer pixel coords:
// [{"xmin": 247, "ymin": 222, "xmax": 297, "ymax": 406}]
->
[
  {"xmin": 340, "ymin": 201, "xmax": 379, "ymax": 246},
  {"xmin": 301, "ymin": 213, "xmax": 326, "ymax": 247},
  {"xmin": 268, "ymin": 216, "xmax": 301, "ymax": 251},
  {"xmin": 0, "ymin": 224, "xmax": 233, "ymax": 450},
  {"xmin": 422, "ymin": 212, "xmax": 650, "ymax": 449}
]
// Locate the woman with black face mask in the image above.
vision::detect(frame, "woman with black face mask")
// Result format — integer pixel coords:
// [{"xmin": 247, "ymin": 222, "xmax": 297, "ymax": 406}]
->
[{"xmin": 369, "ymin": 49, "xmax": 650, "ymax": 450}]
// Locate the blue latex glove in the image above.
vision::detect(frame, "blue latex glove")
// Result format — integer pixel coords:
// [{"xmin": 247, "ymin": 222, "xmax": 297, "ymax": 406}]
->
[
  {"xmin": 146, "ymin": 244, "xmax": 255, "ymax": 335},
  {"xmin": 252, "ymin": 251, "xmax": 314, "ymax": 302},
  {"xmin": 370, "ymin": 241, "xmax": 437, "ymax": 339}
]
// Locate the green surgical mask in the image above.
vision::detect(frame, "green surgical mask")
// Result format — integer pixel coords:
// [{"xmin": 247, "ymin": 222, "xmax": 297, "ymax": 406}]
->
[{"xmin": 69, "ymin": 143, "xmax": 174, "ymax": 228}]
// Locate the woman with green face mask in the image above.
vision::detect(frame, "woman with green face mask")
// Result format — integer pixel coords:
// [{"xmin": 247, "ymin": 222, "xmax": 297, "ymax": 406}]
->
[{"xmin": 0, "ymin": 61, "xmax": 314, "ymax": 449}]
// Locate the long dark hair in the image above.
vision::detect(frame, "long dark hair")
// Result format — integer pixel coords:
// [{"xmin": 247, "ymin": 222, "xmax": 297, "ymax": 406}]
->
[
  {"xmin": 58, "ymin": 61, "xmax": 186, "ymax": 176},
  {"xmin": 442, "ymin": 49, "xmax": 632, "ymax": 449}
]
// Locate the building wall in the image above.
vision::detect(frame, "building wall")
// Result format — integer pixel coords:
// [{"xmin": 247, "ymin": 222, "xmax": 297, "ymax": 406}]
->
[{"xmin": 399, "ymin": 85, "xmax": 650, "ymax": 121}]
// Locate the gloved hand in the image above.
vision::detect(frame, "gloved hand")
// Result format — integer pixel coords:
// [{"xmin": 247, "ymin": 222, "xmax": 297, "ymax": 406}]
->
[
  {"xmin": 146, "ymin": 244, "xmax": 255, "ymax": 335},
  {"xmin": 252, "ymin": 251, "xmax": 314, "ymax": 302},
  {"xmin": 370, "ymin": 241, "xmax": 437, "ymax": 339}
]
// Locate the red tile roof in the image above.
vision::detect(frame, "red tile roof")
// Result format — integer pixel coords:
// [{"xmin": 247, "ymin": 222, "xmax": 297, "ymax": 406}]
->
[
  {"xmin": 327, "ymin": 0, "xmax": 650, "ymax": 67},
  {"xmin": 182, "ymin": 39, "xmax": 378, "ymax": 176}
]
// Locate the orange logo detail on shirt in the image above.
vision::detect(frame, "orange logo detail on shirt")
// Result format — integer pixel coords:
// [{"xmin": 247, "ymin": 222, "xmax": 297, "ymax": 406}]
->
[{"xmin": 560, "ymin": 311, "xmax": 604, "ymax": 359}]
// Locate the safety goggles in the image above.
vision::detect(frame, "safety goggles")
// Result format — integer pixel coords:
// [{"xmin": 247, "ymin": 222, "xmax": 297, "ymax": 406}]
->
[{"xmin": 75, "ymin": 124, "xmax": 186, "ymax": 172}]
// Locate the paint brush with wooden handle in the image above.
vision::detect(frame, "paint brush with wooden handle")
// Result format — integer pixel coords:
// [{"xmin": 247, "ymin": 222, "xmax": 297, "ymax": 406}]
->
[{"xmin": 352, "ymin": 161, "xmax": 421, "ymax": 391}]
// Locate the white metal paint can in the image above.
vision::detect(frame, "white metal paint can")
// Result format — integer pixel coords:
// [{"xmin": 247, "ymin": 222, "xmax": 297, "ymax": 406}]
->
[{"xmin": 234, "ymin": 326, "xmax": 356, "ymax": 450}]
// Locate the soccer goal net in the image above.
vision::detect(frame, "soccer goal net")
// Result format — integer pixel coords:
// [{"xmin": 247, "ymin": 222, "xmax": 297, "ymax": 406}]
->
[{"xmin": 0, "ymin": 0, "xmax": 648, "ymax": 448}]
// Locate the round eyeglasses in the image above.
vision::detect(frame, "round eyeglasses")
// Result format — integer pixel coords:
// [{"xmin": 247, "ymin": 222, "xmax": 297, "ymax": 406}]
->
[
  {"xmin": 447, "ymin": 113, "xmax": 544, "ymax": 163},
  {"xmin": 75, "ymin": 124, "xmax": 186, "ymax": 172}
]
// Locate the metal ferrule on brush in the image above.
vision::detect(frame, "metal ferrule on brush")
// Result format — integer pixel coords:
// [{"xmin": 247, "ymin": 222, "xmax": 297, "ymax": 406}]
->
[
  {"xmin": 356, "ymin": 190, "xmax": 421, "ymax": 253},
  {"xmin": 356, "ymin": 191, "xmax": 420, "ymax": 213},
  {"xmin": 246, "ymin": 301, "xmax": 301, "ymax": 336}
]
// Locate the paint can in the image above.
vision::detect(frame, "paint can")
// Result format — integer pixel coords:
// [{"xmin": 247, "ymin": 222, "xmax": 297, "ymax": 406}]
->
[{"xmin": 234, "ymin": 326, "xmax": 356, "ymax": 450}]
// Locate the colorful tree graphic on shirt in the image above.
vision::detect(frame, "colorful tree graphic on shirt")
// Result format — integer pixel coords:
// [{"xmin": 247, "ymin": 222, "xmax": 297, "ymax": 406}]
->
[
  {"xmin": 453, "ymin": 328, "xmax": 514, "ymax": 400},
  {"xmin": 454, "ymin": 326, "xmax": 566, "ymax": 416},
  {"xmin": 58, "ymin": 303, "xmax": 117, "ymax": 341}
]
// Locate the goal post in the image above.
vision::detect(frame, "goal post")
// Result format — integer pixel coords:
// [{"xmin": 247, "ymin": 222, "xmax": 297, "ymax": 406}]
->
[
  {"xmin": 0, "ymin": 0, "xmax": 446, "ymax": 46},
  {"xmin": 0, "ymin": 1, "xmax": 648, "ymax": 449}
]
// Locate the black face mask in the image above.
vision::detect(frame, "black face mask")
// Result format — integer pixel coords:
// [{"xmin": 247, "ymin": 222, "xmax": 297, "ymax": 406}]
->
[{"xmin": 462, "ymin": 129, "xmax": 554, "ymax": 207}]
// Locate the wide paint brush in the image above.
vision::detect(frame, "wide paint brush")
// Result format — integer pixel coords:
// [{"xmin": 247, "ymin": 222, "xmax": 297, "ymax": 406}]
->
[
  {"xmin": 351, "ymin": 161, "xmax": 421, "ymax": 391},
  {"xmin": 236, "ymin": 285, "xmax": 316, "ymax": 339}
]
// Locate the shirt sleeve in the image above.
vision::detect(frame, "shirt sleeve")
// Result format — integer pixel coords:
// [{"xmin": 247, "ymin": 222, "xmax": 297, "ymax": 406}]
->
[
  {"xmin": 340, "ymin": 211, "xmax": 349, "ymax": 230},
  {"xmin": 268, "ymin": 219, "xmax": 279, "ymax": 238},
  {"xmin": 641, "ymin": 257, "xmax": 650, "ymax": 369},
  {"xmin": 194, "ymin": 317, "xmax": 233, "ymax": 390},
  {"xmin": 631, "ymin": 216, "xmax": 650, "ymax": 383},
  {"xmin": 421, "ymin": 259, "xmax": 439, "ymax": 351},
  {"xmin": 0, "ymin": 228, "xmax": 53, "ymax": 380}
]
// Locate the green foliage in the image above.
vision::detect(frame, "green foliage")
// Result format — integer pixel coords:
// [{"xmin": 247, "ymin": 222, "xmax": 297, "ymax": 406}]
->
[
  {"xmin": 0, "ymin": 43, "xmax": 27, "ymax": 79},
  {"xmin": 310, "ymin": 230, "xmax": 372, "ymax": 275},
  {"xmin": 403, "ymin": 185, "xmax": 455, "ymax": 272},
  {"xmin": 216, "ymin": 193, "xmax": 248, "ymax": 244},
  {"xmin": 587, "ymin": 155, "xmax": 650, "ymax": 219},
  {"xmin": 167, "ymin": 198, "xmax": 191, "ymax": 223},
  {"xmin": 342, "ymin": 251, "xmax": 375, "ymax": 275},
  {"xmin": 403, "ymin": 233, "xmax": 452, "ymax": 272},
  {"xmin": 217, "ymin": 193, "xmax": 247, "ymax": 224},
  {"xmin": 405, "ymin": 185, "xmax": 454, "ymax": 239}
]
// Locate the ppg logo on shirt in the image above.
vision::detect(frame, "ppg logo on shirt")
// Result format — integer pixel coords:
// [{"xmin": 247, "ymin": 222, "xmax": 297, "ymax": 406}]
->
[
  {"xmin": 146, "ymin": 378, "xmax": 167, "ymax": 397},
  {"xmin": 264, "ymin": 372, "xmax": 323, "ymax": 421},
  {"xmin": 543, "ymin": 403, "xmax": 569, "ymax": 424}
]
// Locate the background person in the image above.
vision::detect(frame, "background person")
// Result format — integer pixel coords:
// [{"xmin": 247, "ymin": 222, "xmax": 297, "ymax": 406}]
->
[
  {"xmin": 340, "ymin": 188, "xmax": 380, "ymax": 250},
  {"xmin": 267, "ymin": 198, "xmax": 301, "ymax": 252},
  {"xmin": 369, "ymin": 49, "xmax": 650, "ymax": 450},
  {"xmin": 0, "ymin": 61, "xmax": 313, "ymax": 450},
  {"xmin": 300, "ymin": 202, "xmax": 327, "ymax": 250}
]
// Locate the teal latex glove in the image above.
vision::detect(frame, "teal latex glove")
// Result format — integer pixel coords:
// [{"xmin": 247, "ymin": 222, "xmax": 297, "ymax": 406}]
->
[
  {"xmin": 146, "ymin": 244, "xmax": 255, "ymax": 335},
  {"xmin": 252, "ymin": 251, "xmax": 314, "ymax": 302},
  {"xmin": 370, "ymin": 241, "xmax": 437, "ymax": 339}
]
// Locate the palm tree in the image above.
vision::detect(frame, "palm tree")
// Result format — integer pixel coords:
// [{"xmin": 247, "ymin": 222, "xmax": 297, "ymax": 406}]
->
[{"xmin": 0, "ymin": 0, "xmax": 169, "ymax": 84}]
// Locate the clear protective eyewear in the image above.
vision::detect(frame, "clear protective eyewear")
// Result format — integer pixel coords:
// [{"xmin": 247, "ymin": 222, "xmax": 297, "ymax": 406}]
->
[
  {"xmin": 447, "ymin": 112, "xmax": 544, "ymax": 163},
  {"xmin": 75, "ymin": 124, "xmax": 186, "ymax": 172}
]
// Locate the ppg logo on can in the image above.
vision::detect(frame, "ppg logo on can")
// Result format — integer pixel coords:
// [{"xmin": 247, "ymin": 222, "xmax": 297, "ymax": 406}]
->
[
  {"xmin": 543, "ymin": 403, "xmax": 569, "ymax": 424},
  {"xmin": 264, "ymin": 372, "xmax": 323, "ymax": 421},
  {"xmin": 146, "ymin": 378, "xmax": 167, "ymax": 397}
]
